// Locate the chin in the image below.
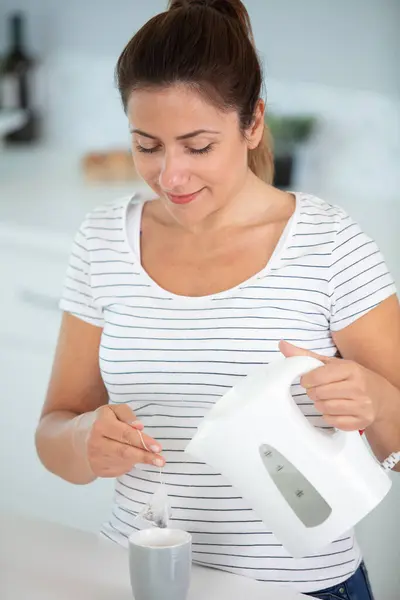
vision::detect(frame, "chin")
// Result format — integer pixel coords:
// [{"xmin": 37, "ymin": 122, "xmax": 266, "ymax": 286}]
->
[{"xmin": 167, "ymin": 201, "xmax": 213, "ymax": 225}]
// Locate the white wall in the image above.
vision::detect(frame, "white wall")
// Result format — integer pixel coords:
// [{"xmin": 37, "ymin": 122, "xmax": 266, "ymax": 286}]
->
[
  {"xmin": 250, "ymin": 0, "xmax": 400, "ymax": 98},
  {"xmin": 1, "ymin": 0, "xmax": 399, "ymax": 96}
]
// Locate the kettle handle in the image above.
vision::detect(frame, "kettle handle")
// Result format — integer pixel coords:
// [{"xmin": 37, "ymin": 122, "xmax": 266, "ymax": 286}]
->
[
  {"xmin": 278, "ymin": 355, "xmax": 344, "ymax": 437},
  {"xmin": 279, "ymin": 355, "xmax": 325, "ymax": 385}
]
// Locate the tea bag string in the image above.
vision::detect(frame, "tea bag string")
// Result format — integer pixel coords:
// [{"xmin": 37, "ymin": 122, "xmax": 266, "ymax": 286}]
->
[{"xmin": 137, "ymin": 428, "xmax": 164, "ymax": 485}]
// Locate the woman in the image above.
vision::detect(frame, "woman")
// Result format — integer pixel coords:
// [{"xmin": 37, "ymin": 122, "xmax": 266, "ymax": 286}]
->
[{"xmin": 35, "ymin": 1, "xmax": 400, "ymax": 598}]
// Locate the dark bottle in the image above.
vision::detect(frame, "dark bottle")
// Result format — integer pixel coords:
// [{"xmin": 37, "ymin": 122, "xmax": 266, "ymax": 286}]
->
[{"xmin": 1, "ymin": 12, "xmax": 40, "ymax": 143}]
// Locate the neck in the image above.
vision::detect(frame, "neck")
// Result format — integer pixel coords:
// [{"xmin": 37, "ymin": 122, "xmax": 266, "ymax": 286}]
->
[{"xmin": 212, "ymin": 172, "xmax": 281, "ymax": 230}]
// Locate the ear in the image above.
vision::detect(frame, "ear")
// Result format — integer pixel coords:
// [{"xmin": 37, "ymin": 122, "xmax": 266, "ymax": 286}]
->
[{"xmin": 246, "ymin": 98, "xmax": 265, "ymax": 150}]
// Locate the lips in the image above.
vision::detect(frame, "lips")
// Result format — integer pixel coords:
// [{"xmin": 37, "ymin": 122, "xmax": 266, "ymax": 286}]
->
[{"xmin": 167, "ymin": 188, "xmax": 204, "ymax": 205}]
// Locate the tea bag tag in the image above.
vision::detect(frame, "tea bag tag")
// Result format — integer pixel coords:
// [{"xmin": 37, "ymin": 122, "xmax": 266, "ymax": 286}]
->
[{"xmin": 135, "ymin": 429, "xmax": 171, "ymax": 528}]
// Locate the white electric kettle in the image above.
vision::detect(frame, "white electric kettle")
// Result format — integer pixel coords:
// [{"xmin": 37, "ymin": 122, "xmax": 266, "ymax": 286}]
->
[{"xmin": 185, "ymin": 356, "xmax": 392, "ymax": 557}]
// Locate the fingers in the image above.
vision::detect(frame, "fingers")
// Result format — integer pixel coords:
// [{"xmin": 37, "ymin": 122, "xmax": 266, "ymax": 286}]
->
[
  {"xmin": 102, "ymin": 439, "xmax": 165, "ymax": 467},
  {"xmin": 89, "ymin": 405, "xmax": 165, "ymax": 474},
  {"xmin": 314, "ymin": 398, "xmax": 364, "ymax": 416},
  {"xmin": 316, "ymin": 399, "xmax": 373, "ymax": 427},
  {"xmin": 305, "ymin": 382, "xmax": 374, "ymax": 430},
  {"xmin": 306, "ymin": 381, "xmax": 356, "ymax": 402},
  {"xmin": 307, "ymin": 381, "xmax": 372, "ymax": 413},
  {"xmin": 279, "ymin": 340, "xmax": 334, "ymax": 363},
  {"xmin": 280, "ymin": 348, "xmax": 373, "ymax": 432},
  {"xmin": 94, "ymin": 404, "xmax": 164, "ymax": 458},
  {"xmin": 104, "ymin": 419, "xmax": 162, "ymax": 453},
  {"xmin": 102, "ymin": 403, "xmax": 143, "ymax": 429},
  {"xmin": 318, "ymin": 415, "xmax": 363, "ymax": 431},
  {"xmin": 300, "ymin": 361, "xmax": 352, "ymax": 389},
  {"xmin": 88, "ymin": 441, "xmax": 164, "ymax": 477}
]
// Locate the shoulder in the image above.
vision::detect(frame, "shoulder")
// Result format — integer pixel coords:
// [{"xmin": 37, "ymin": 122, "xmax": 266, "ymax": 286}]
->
[
  {"xmin": 68, "ymin": 193, "xmax": 145, "ymax": 264},
  {"xmin": 293, "ymin": 192, "xmax": 396, "ymax": 330},
  {"xmin": 291, "ymin": 191, "xmax": 385, "ymax": 269},
  {"xmin": 79, "ymin": 193, "xmax": 143, "ymax": 236},
  {"xmin": 295, "ymin": 192, "xmax": 369, "ymax": 248},
  {"xmin": 296, "ymin": 192, "xmax": 350, "ymax": 230}
]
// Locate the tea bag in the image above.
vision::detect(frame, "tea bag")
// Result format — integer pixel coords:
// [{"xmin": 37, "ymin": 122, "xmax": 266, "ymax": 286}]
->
[
  {"xmin": 136, "ymin": 470, "xmax": 171, "ymax": 528},
  {"xmin": 135, "ymin": 429, "xmax": 171, "ymax": 529}
]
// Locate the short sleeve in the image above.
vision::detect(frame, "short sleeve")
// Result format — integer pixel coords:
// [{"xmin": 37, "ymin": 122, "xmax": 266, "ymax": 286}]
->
[
  {"xmin": 329, "ymin": 214, "xmax": 397, "ymax": 331},
  {"xmin": 59, "ymin": 221, "xmax": 104, "ymax": 327}
]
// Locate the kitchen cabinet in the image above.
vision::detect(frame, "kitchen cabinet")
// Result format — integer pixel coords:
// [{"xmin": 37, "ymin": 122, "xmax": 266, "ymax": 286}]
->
[
  {"xmin": 0, "ymin": 336, "xmax": 114, "ymax": 532},
  {"xmin": 0, "ymin": 230, "xmax": 114, "ymax": 532}
]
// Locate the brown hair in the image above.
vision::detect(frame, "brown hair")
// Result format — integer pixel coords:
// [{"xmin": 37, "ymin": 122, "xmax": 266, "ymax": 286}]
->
[{"xmin": 116, "ymin": 0, "xmax": 274, "ymax": 184}]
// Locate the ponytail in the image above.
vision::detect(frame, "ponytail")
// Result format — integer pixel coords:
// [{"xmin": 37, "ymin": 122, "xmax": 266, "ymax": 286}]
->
[{"xmin": 248, "ymin": 125, "xmax": 274, "ymax": 184}]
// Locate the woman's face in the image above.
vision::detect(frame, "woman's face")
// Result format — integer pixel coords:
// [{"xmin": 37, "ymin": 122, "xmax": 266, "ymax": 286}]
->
[{"xmin": 127, "ymin": 84, "xmax": 263, "ymax": 226}]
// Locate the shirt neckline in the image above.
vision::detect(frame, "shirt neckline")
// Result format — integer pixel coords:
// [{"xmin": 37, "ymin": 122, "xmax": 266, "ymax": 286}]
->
[{"xmin": 121, "ymin": 192, "xmax": 302, "ymax": 304}]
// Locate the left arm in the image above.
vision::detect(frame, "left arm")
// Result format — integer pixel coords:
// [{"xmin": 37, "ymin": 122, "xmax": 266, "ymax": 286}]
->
[{"xmin": 280, "ymin": 295, "xmax": 400, "ymax": 472}]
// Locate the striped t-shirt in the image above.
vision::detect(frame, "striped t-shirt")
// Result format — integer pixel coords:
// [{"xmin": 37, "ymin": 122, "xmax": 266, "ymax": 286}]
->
[{"xmin": 59, "ymin": 191, "xmax": 396, "ymax": 594}]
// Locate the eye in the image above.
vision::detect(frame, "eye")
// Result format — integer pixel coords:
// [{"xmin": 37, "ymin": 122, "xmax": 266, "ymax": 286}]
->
[
  {"xmin": 188, "ymin": 144, "xmax": 214, "ymax": 155},
  {"xmin": 135, "ymin": 142, "xmax": 215, "ymax": 155},
  {"xmin": 135, "ymin": 144, "xmax": 160, "ymax": 154}
]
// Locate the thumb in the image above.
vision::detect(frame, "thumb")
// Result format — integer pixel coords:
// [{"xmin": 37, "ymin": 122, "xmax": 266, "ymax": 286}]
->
[{"xmin": 278, "ymin": 340, "xmax": 334, "ymax": 363}]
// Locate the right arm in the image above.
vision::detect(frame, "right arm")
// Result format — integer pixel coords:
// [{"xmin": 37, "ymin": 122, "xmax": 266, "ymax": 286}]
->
[{"xmin": 35, "ymin": 312, "xmax": 164, "ymax": 485}]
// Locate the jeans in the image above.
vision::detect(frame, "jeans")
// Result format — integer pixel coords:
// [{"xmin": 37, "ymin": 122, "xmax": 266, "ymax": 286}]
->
[{"xmin": 308, "ymin": 562, "xmax": 374, "ymax": 600}]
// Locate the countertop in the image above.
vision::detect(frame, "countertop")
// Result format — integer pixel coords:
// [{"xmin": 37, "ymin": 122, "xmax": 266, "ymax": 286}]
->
[{"xmin": 0, "ymin": 512, "xmax": 310, "ymax": 599}]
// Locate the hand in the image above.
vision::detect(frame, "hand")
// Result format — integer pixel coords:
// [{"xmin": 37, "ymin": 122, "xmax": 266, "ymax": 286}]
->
[
  {"xmin": 74, "ymin": 404, "xmax": 165, "ymax": 478},
  {"xmin": 279, "ymin": 340, "xmax": 386, "ymax": 431}
]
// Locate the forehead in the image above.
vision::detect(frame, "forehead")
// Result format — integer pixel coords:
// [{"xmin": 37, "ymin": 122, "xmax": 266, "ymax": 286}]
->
[{"xmin": 127, "ymin": 84, "xmax": 238, "ymax": 136}]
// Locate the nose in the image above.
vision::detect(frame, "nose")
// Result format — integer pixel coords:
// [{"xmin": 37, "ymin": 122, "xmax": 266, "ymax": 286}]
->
[{"xmin": 158, "ymin": 151, "xmax": 190, "ymax": 191}]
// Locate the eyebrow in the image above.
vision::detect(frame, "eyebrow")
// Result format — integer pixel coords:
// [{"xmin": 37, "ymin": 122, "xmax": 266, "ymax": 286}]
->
[{"xmin": 130, "ymin": 128, "xmax": 220, "ymax": 141}]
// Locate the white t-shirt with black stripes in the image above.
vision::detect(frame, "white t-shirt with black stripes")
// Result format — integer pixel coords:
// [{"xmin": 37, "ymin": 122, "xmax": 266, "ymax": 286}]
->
[{"xmin": 59, "ymin": 192, "xmax": 396, "ymax": 594}]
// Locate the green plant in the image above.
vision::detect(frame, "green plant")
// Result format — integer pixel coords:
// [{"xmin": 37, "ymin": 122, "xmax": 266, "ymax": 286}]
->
[{"xmin": 266, "ymin": 114, "xmax": 316, "ymax": 153}]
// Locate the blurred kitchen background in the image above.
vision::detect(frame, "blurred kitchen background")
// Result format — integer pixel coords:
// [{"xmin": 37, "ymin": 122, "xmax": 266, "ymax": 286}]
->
[{"xmin": 0, "ymin": 1, "xmax": 399, "ymax": 598}]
